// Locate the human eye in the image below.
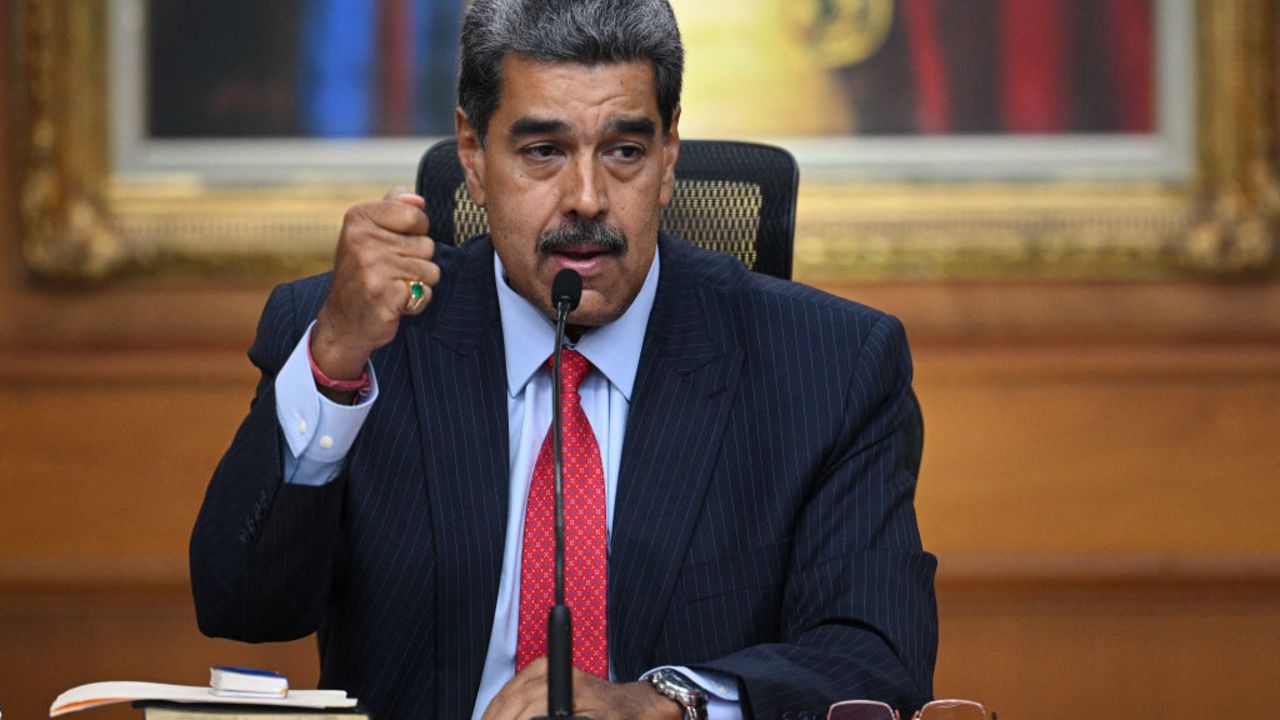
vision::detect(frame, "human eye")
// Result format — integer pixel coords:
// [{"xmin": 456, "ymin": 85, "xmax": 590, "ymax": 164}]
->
[
  {"xmin": 521, "ymin": 143, "xmax": 561, "ymax": 162},
  {"xmin": 606, "ymin": 143, "xmax": 646, "ymax": 162}
]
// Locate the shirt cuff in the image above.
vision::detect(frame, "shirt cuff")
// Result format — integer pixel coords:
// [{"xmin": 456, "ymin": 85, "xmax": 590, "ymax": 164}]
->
[
  {"xmin": 641, "ymin": 666, "xmax": 741, "ymax": 720},
  {"xmin": 275, "ymin": 322, "xmax": 378, "ymax": 485}
]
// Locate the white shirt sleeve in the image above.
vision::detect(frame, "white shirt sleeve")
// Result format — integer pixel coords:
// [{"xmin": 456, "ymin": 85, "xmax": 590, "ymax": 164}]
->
[
  {"xmin": 275, "ymin": 322, "xmax": 379, "ymax": 486},
  {"xmin": 641, "ymin": 666, "xmax": 742, "ymax": 720}
]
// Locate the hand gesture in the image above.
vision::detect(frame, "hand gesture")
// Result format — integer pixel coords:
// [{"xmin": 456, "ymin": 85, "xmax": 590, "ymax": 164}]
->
[{"xmin": 311, "ymin": 185, "xmax": 441, "ymax": 385}]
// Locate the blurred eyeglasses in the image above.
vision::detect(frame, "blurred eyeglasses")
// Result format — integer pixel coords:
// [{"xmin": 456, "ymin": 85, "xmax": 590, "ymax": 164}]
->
[{"xmin": 827, "ymin": 698, "xmax": 989, "ymax": 720}]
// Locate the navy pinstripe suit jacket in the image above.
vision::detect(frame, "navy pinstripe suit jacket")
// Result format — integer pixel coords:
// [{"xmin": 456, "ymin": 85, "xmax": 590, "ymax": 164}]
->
[{"xmin": 191, "ymin": 233, "xmax": 937, "ymax": 720}]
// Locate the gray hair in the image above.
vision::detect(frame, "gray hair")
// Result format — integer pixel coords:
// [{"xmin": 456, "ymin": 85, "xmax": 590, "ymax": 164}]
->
[{"xmin": 458, "ymin": 0, "xmax": 684, "ymax": 145}]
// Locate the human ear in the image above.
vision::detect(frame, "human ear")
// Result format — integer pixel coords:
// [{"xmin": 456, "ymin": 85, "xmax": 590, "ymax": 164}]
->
[
  {"xmin": 658, "ymin": 106, "xmax": 681, "ymax": 208},
  {"xmin": 456, "ymin": 107, "xmax": 488, "ymax": 207}
]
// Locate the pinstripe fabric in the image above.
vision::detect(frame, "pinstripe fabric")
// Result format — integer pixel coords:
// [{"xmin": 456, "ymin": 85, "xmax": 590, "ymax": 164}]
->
[{"xmin": 191, "ymin": 233, "xmax": 937, "ymax": 720}]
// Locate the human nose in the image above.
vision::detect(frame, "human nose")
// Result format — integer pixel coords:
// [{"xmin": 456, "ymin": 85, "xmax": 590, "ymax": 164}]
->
[{"xmin": 559, "ymin": 153, "xmax": 608, "ymax": 220}]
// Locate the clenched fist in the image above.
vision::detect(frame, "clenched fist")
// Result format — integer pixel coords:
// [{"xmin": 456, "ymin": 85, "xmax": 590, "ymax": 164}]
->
[{"xmin": 311, "ymin": 185, "xmax": 441, "ymax": 395}]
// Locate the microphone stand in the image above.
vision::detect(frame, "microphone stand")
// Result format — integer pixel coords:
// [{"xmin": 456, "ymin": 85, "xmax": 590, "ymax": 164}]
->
[{"xmin": 535, "ymin": 270, "xmax": 587, "ymax": 720}]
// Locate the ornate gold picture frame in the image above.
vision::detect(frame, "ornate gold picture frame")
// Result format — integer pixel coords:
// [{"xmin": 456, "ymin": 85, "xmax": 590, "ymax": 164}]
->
[{"xmin": 12, "ymin": 1, "xmax": 1279, "ymax": 284}]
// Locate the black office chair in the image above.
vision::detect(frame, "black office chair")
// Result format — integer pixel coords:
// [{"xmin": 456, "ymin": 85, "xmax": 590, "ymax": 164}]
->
[
  {"xmin": 414, "ymin": 138, "xmax": 798, "ymax": 280},
  {"xmin": 414, "ymin": 136, "xmax": 924, "ymax": 477}
]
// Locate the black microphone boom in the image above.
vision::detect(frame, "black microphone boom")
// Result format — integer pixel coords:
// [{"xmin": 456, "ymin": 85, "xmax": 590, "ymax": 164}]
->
[{"xmin": 536, "ymin": 268, "xmax": 587, "ymax": 720}]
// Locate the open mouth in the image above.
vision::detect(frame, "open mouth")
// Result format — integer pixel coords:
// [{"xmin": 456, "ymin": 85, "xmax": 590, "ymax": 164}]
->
[
  {"xmin": 537, "ymin": 221, "xmax": 627, "ymax": 276},
  {"xmin": 546, "ymin": 244, "xmax": 616, "ymax": 275},
  {"xmin": 552, "ymin": 245, "xmax": 610, "ymax": 260}
]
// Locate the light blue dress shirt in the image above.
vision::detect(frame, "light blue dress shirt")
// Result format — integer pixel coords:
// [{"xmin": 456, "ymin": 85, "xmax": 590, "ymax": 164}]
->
[{"xmin": 274, "ymin": 248, "xmax": 740, "ymax": 718}]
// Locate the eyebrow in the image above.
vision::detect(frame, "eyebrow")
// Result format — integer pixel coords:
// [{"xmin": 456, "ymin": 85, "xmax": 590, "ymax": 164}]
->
[
  {"xmin": 507, "ymin": 115, "xmax": 658, "ymax": 138},
  {"xmin": 608, "ymin": 116, "xmax": 657, "ymax": 136},
  {"xmin": 509, "ymin": 117, "xmax": 570, "ymax": 137}
]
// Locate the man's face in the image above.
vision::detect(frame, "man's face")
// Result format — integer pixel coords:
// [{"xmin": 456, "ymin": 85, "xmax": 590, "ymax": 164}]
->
[{"xmin": 457, "ymin": 55, "xmax": 680, "ymax": 327}]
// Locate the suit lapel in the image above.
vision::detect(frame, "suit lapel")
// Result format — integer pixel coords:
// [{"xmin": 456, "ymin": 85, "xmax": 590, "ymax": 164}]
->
[
  {"xmin": 608, "ymin": 236, "xmax": 744, "ymax": 678},
  {"xmin": 398, "ymin": 235, "xmax": 745, "ymax": 692},
  {"xmin": 403, "ymin": 237, "xmax": 510, "ymax": 717}
]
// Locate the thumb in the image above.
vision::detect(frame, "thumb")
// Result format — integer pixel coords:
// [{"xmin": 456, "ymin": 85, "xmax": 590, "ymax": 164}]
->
[{"xmin": 383, "ymin": 184, "xmax": 426, "ymax": 209}]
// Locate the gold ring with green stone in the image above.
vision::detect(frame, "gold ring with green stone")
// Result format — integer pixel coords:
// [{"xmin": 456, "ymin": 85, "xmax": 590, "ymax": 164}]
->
[{"xmin": 405, "ymin": 279, "xmax": 427, "ymax": 312}]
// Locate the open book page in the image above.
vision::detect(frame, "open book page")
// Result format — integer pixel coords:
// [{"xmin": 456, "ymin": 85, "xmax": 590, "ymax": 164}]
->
[{"xmin": 50, "ymin": 682, "xmax": 356, "ymax": 717}]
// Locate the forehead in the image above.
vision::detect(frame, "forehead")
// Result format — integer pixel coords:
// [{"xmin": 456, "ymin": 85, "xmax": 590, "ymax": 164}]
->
[{"xmin": 493, "ymin": 54, "xmax": 661, "ymax": 129}]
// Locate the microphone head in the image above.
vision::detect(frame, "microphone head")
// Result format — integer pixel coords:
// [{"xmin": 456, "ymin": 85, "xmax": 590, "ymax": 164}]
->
[{"xmin": 551, "ymin": 269, "xmax": 582, "ymax": 312}]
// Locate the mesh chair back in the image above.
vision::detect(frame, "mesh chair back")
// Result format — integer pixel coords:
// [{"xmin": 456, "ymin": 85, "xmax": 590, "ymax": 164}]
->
[
  {"xmin": 415, "ymin": 139, "xmax": 922, "ymax": 464},
  {"xmin": 415, "ymin": 139, "xmax": 798, "ymax": 280}
]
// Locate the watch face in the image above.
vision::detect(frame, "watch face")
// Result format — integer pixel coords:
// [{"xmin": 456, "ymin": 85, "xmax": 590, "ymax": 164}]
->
[{"xmin": 651, "ymin": 670, "xmax": 706, "ymax": 706}]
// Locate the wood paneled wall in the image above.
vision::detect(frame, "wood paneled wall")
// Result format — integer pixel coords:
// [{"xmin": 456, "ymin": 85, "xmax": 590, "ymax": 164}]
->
[{"xmin": 3, "ymin": 11, "xmax": 1279, "ymax": 719}]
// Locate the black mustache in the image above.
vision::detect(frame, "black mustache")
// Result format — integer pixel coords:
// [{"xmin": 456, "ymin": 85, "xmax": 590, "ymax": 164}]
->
[{"xmin": 537, "ymin": 222, "xmax": 627, "ymax": 254}]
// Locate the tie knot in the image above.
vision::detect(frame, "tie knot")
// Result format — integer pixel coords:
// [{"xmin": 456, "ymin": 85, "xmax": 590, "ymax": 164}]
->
[{"xmin": 549, "ymin": 348, "xmax": 591, "ymax": 394}]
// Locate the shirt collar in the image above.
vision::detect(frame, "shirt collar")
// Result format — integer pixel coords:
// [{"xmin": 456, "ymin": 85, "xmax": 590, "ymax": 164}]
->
[{"xmin": 495, "ymin": 246, "xmax": 659, "ymax": 402}]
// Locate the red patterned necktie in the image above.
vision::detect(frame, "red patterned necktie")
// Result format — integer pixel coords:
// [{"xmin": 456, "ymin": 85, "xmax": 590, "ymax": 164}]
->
[{"xmin": 516, "ymin": 348, "xmax": 610, "ymax": 678}]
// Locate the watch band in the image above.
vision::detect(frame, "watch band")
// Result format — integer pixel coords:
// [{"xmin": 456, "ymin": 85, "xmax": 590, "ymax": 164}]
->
[{"xmin": 645, "ymin": 669, "xmax": 709, "ymax": 720}]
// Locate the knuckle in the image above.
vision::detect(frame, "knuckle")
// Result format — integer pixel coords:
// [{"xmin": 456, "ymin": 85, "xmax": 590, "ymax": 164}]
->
[
  {"xmin": 342, "ymin": 203, "xmax": 372, "ymax": 228},
  {"xmin": 408, "ymin": 214, "xmax": 429, "ymax": 237}
]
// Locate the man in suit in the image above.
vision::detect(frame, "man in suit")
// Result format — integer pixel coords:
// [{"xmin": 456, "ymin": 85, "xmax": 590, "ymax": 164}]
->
[{"xmin": 191, "ymin": 1, "xmax": 937, "ymax": 719}]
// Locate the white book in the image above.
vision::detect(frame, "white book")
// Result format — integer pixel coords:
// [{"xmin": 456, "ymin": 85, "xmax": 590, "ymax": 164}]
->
[
  {"xmin": 209, "ymin": 667, "xmax": 289, "ymax": 698},
  {"xmin": 50, "ymin": 682, "xmax": 357, "ymax": 717}
]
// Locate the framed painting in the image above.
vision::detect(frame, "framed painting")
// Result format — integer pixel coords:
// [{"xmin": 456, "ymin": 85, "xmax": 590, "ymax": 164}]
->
[{"xmin": 11, "ymin": 0, "xmax": 1279, "ymax": 283}]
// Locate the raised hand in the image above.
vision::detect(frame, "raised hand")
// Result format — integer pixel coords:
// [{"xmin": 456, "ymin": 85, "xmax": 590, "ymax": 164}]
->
[{"xmin": 311, "ymin": 185, "xmax": 440, "ymax": 391}]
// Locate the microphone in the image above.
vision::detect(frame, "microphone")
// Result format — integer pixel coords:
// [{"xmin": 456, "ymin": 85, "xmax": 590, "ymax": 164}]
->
[
  {"xmin": 537, "ymin": 269, "xmax": 587, "ymax": 720},
  {"xmin": 552, "ymin": 269, "xmax": 582, "ymax": 316}
]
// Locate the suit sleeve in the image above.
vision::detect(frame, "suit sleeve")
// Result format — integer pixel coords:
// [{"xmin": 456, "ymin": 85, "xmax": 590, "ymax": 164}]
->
[
  {"xmin": 697, "ymin": 314, "xmax": 938, "ymax": 718},
  {"xmin": 189, "ymin": 281, "xmax": 348, "ymax": 642}
]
